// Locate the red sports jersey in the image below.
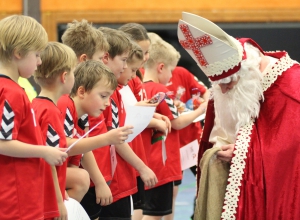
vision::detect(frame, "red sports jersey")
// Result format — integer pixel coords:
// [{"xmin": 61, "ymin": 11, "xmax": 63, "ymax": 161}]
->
[
  {"xmin": 125, "ymin": 79, "xmax": 149, "ymax": 172},
  {"xmin": 141, "ymin": 81, "xmax": 182, "ymax": 188},
  {"xmin": 57, "ymin": 95, "xmax": 83, "ymax": 166},
  {"xmin": 128, "ymin": 76, "xmax": 148, "ymax": 102},
  {"xmin": 32, "ymin": 97, "xmax": 68, "ymax": 203},
  {"xmin": 92, "ymin": 89, "xmax": 137, "ymax": 202},
  {"xmin": 0, "ymin": 75, "xmax": 51, "ymax": 220},
  {"xmin": 166, "ymin": 67, "xmax": 207, "ymax": 146},
  {"xmin": 88, "ymin": 113, "xmax": 112, "ymax": 185}
]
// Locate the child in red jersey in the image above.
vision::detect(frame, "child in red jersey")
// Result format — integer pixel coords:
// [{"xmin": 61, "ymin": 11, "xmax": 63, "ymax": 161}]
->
[
  {"xmin": 57, "ymin": 60, "xmax": 133, "ymax": 207},
  {"xmin": 166, "ymin": 66, "xmax": 210, "ymax": 220},
  {"xmin": 32, "ymin": 42, "xmax": 77, "ymax": 220},
  {"xmin": 62, "ymin": 19, "xmax": 116, "ymax": 209},
  {"xmin": 0, "ymin": 15, "xmax": 68, "ymax": 220},
  {"xmin": 87, "ymin": 27, "xmax": 157, "ymax": 220},
  {"xmin": 119, "ymin": 23, "xmax": 172, "ymax": 220},
  {"xmin": 141, "ymin": 35, "xmax": 207, "ymax": 220},
  {"xmin": 62, "ymin": 20, "xmax": 116, "ymax": 218}
]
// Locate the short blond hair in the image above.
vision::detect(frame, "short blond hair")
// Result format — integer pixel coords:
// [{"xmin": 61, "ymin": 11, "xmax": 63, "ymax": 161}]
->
[
  {"xmin": 0, "ymin": 15, "xmax": 48, "ymax": 64},
  {"xmin": 34, "ymin": 42, "xmax": 77, "ymax": 86},
  {"xmin": 61, "ymin": 20, "xmax": 109, "ymax": 58},
  {"xmin": 99, "ymin": 27, "xmax": 132, "ymax": 58},
  {"xmin": 147, "ymin": 32, "xmax": 162, "ymax": 44},
  {"xmin": 70, "ymin": 60, "xmax": 117, "ymax": 97},
  {"xmin": 144, "ymin": 36, "xmax": 181, "ymax": 69}
]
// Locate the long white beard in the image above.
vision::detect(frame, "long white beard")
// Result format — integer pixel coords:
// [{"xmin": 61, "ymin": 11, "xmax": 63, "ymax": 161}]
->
[{"xmin": 211, "ymin": 47, "xmax": 264, "ymax": 134}]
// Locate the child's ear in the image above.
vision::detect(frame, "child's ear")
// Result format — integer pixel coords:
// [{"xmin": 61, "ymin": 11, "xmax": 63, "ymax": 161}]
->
[
  {"xmin": 13, "ymin": 49, "xmax": 22, "ymax": 60},
  {"xmin": 101, "ymin": 52, "xmax": 109, "ymax": 64},
  {"xmin": 79, "ymin": 54, "xmax": 88, "ymax": 62},
  {"xmin": 60, "ymin": 71, "xmax": 68, "ymax": 83},
  {"xmin": 77, "ymin": 86, "xmax": 86, "ymax": 99},
  {"xmin": 157, "ymin": 63, "xmax": 165, "ymax": 74}
]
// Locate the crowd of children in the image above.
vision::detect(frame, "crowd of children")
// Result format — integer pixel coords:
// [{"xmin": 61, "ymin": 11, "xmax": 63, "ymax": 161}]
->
[{"xmin": 0, "ymin": 14, "xmax": 206, "ymax": 220}]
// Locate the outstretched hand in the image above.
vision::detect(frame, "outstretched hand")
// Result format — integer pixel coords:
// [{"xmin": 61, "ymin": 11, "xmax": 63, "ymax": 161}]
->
[
  {"xmin": 216, "ymin": 144, "xmax": 234, "ymax": 162},
  {"xmin": 43, "ymin": 147, "xmax": 68, "ymax": 166},
  {"xmin": 107, "ymin": 125, "xmax": 134, "ymax": 145}
]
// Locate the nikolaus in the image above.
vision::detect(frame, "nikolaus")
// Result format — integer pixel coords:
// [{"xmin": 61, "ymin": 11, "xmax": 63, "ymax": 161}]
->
[{"xmin": 178, "ymin": 12, "xmax": 300, "ymax": 220}]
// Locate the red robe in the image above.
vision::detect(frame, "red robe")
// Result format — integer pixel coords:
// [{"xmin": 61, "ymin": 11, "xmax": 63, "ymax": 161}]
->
[{"xmin": 198, "ymin": 51, "xmax": 300, "ymax": 219}]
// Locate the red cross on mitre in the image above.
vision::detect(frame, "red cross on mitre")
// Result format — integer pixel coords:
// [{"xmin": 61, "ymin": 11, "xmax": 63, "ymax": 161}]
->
[{"xmin": 179, "ymin": 24, "xmax": 213, "ymax": 67}]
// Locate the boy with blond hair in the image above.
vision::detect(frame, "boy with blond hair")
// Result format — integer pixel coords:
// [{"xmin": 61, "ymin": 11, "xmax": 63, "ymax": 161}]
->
[
  {"xmin": 32, "ymin": 42, "xmax": 77, "ymax": 220},
  {"xmin": 0, "ymin": 15, "xmax": 68, "ymax": 219},
  {"xmin": 141, "ymin": 36, "xmax": 207, "ymax": 220},
  {"xmin": 61, "ymin": 19, "xmax": 109, "ymax": 63}
]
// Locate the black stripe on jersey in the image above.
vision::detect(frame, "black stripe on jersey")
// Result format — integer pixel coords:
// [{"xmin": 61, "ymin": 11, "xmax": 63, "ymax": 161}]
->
[
  {"xmin": 64, "ymin": 108, "xmax": 74, "ymax": 137},
  {"xmin": 46, "ymin": 124, "xmax": 59, "ymax": 147},
  {"xmin": 111, "ymin": 99, "xmax": 119, "ymax": 129},
  {"xmin": 78, "ymin": 114, "xmax": 88, "ymax": 130},
  {"xmin": 0, "ymin": 100, "xmax": 15, "ymax": 140},
  {"xmin": 165, "ymin": 96, "xmax": 179, "ymax": 118}
]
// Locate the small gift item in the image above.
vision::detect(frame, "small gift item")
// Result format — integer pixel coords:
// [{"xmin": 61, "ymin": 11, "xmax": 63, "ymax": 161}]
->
[
  {"xmin": 186, "ymin": 88, "xmax": 203, "ymax": 110},
  {"xmin": 174, "ymin": 99, "xmax": 186, "ymax": 113},
  {"xmin": 175, "ymin": 86, "xmax": 186, "ymax": 100},
  {"xmin": 148, "ymin": 92, "xmax": 166, "ymax": 104},
  {"xmin": 148, "ymin": 91, "xmax": 173, "ymax": 104}
]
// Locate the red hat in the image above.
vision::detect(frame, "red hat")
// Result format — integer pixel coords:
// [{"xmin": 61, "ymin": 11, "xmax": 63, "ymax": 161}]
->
[{"xmin": 178, "ymin": 12, "xmax": 264, "ymax": 81}]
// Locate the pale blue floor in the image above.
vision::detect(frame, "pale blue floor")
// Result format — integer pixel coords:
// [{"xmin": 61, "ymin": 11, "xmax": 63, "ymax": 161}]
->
[{"xmin": 174, "ymin": 169, "xmax": 196, "ymax": 220}]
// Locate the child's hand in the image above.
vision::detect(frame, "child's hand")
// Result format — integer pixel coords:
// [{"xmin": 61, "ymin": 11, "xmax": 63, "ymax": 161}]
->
[
  {"xmin": 194, "ymin": 101, "xmax": 208, "ymax": 115},
  {"xmin": 107, "ymin": 125, "xmax": 134, "ymax": 145},
  {"xmin": 95, "ymin": 182, "xmax": 113, "ymax": 206},
  {"xmin": 135, "ymin": 100, "xmax": 159, "ymax": 107},
  {"xmin": 153, "ymin": 113, "xmax": 171, "ymax": 133},
  {"xmin": 138, "ymin": 166, "xmax": 158, "ymax": 188},
  {"xmin": 43, "ymin": 147, "xmax": 68, "ymax": 166},
  {"xmin": 153, "ymin": 119, "xmax": 168, "ymax": 135},
  {"xmin": 54, "ymin": 201, "xmax": 68, "ymax": 220}
]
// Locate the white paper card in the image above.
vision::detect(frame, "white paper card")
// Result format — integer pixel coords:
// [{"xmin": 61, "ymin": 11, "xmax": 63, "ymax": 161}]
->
[
  {"xmin": 119, "ymin": 85, "xmax": 137, "ymax": 108},
  {"xmin": 66, "ymin": 119, "xmax": 104, "ymax": 152},
  {"xmin": 124, "ymin": 106, "xmax": 155, "ymax": 142},
  {"xmin": 64, "ymin": 198, "xmax": 90, "ymax": 220},
  {"xmin": 180, "ymin": 139, "xmax": 199, "ymax": 170}
]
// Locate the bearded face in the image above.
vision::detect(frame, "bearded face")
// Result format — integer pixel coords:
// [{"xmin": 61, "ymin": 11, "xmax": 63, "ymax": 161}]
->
[{"xmin": 211, "ymin": 43, "xmax": 264, "ymax": 134}]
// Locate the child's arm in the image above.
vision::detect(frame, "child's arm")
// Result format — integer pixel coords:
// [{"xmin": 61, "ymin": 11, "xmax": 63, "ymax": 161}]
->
[
  {"xmin": 0, "ymin": 140, "xmax": 67, "ymax": 165},
  {"xmin": 66, "ymin": 125, "xmax": 133, "ymax": 156},
  {"xmin": 114, "ymin": 142, "xmax": 158, "ymax": 188},
  {"xmin": 80, "ymin": 151, "xmax": 113, "ymax": 206},
  {"xmin": 51, "ymin": 166, "xmax": 68, "ymax": 220},
  {"xmin": 171, "ymin": 102, "xmax": 207, "ymax": 130},
  {"xmin": 153, "ymin": 113, "xmax": 172, "ymax": 131},
  {"xmin": 147, "ymin": 118, "xmax": 168, "ymax": 135}
]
